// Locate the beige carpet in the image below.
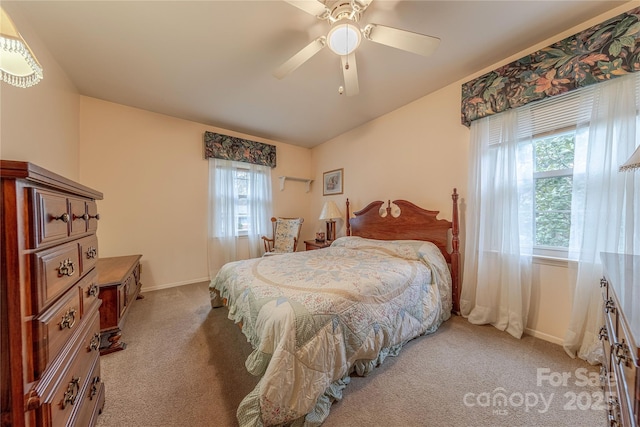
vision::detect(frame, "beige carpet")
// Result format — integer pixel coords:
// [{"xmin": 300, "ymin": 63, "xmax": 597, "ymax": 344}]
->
[{"xmin": 96, "ymin": 282, "xmax": 606, "ymax": 427}]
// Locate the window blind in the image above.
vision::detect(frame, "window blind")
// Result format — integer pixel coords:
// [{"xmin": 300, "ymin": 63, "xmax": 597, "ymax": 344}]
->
[{"xmin": 484, "ymin": 73, "xmax": 640, "ymax": 144}]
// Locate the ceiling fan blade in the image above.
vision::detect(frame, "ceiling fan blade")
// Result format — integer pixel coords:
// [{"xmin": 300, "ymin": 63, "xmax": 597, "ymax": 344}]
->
[
  {"xmin": 274, "ymin": 36, "xmax": 327, "ymax": 79},
  {"xmin": 283, "ymin": 0, "xmax": 331, "ymax": 19},
  {"xmin": 363, "ymin": 24, "xmax": 440, "ymax": 57},
  {"xmin": 340, "ymin": 53, "xmax": 359, "ymax": 96}
]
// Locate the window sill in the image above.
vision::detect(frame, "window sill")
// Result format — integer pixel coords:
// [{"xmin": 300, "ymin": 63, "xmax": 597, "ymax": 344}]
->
[{"xmin": 532, "ymin": 254, "xmax": 576, "ymax": 268}]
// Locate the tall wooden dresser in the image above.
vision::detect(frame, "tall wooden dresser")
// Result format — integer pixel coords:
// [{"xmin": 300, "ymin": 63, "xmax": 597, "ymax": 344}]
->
[
  {"xmin": 1, "ymin": 161, "xmax": 105, "ymax": 427},
  {"xmin": 600, "ymin": 252, "xmax": 640, "ymax": 427}
]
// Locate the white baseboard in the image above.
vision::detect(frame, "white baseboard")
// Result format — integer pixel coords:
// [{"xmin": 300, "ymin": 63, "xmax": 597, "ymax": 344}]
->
[
  {"xmin": 141, "ymin": 277, "xmax": 210, "ymax": 293},
  {"xmin": 524, "ymin": 327, "xmax": 563, "ymax": 345}
]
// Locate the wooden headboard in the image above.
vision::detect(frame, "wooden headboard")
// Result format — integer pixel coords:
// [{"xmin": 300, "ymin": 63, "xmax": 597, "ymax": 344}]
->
[{"xmin": 345, "ymin": 189, "xmax": 460, "ymax": 314}]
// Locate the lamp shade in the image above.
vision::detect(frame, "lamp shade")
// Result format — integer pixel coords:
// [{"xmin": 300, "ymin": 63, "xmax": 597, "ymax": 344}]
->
[
  {"xmin": 620, "ymin": 145, "xmax": 640, "ymax": 172},
  {"xmin": 0, "ymin": 7, "xmax": 43, "ymax": 88},
  {"xmin": 319, "ymin": 200, "xmax": 342, "ymax": 220}
]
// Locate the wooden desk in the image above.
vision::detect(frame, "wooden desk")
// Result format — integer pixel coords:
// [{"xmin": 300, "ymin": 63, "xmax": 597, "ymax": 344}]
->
[
  {"xmin": 304, "ymin": 240, "xmax": 331, "ymax": 250},
  {"xmin": 96, "ymin": 255, "xmax": 142, "ymax": 355}
]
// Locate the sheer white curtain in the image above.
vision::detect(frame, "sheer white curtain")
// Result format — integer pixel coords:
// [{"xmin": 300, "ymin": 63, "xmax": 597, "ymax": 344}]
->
[
  {"xmin": 207, "ymin": 158, "xmax": 273, "ymax": 278},
  {"xmin": 460, "ymin": 109, "xmax": 534, "ymax": 339},
  {"xmin": 563, "ymin": 73, "xmax": 640, "ymax": 363}
]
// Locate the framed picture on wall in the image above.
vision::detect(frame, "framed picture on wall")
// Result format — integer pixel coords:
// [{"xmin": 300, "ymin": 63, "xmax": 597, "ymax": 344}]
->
[{"xmin": 323, "ymin": 168, "xmax": 343, "ymax": 196}]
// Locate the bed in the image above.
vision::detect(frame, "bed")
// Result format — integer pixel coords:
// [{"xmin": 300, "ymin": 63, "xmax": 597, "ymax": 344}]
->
[{"xmin": 209, "ymin": 190, "xmax": 460, "ymax": 426}]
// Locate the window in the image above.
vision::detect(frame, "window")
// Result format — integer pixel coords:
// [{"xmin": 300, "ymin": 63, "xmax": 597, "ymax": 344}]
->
[
  {"xmin": 532, "ymin": 130, "xmax": 575, "ymax": 249},
  {"xmin": 514, "ymin": 88, "xmax": 594, "ymax": 257},
  {"xmin": 208, "ymin": 158, "xmax": 273, "ymax": 272},
  {"xmin": 208, "ymin": 158, "xmax": 272, "ymax": 239},
  {"xmin": 235, "ymin": 168, "xmax": 249, "ymax": 234}
]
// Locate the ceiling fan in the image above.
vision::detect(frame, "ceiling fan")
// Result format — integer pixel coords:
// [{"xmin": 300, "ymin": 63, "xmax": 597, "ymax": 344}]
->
[{"xmin": 274, "ymin": 0, "xmax": 440, "ymax": 96}]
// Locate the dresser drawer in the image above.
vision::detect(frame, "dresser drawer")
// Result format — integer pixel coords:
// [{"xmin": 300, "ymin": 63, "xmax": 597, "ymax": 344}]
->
[
  {"xmin": 30, "ymin": 189, "xmax": 100, "ymax": 250},
  {"xmin": 73, "ymin": 355, "xmax": 104, "ymax": 427},
  {"xmin": 77, "ymin": 268, "xmax": 100, "ymax": 320},
  {"xmin": 33, "ymin": 287, "xmax": 82, "ymax": 377},
  {"xmin": 601, "ymin": 325, "xmax": 613, "ymax": 378},
  {"xmin": 602, "ymin": 363, "xmax": 621, "ymax": 427},
  {"xmin": 69, "ymin": 198, "xmax": 100, "ymax": 238},
  {"xmin": 78, "ymin": 235, "xmax": 99, "ymax": 275},
  {"xmin": 616, "ymin": 310, "xmax": 640, "ymax": 426},
  {"xmin": 34, "ymin": 190, "xmax": 70, "ymax": 248},
  {"xmin": 33, "ymin": 241, "xmax": 81, "ymax": 312},
  {"xmin": 86, "ymin": 200, "xmax": 100, "ymax": 234},
  {"xmin": 38, "ymin": 309, "xmax": 101, "ymax": 427},
  {"xmin": 69, "ymin": 197, "xmax": 89, "ymax": 237},
  {"xmin": 612, "ymin": 356, "xmax": 636, "ymax": 427}
]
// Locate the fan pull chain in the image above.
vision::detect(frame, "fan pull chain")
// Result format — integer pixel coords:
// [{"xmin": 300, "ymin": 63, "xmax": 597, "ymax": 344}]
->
[{"xmin": 345, "ymin": 23, "xmax": 350, "ymax": 70}]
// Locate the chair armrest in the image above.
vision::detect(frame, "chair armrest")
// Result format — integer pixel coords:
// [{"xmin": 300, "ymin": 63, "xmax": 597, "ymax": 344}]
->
[{"xmin": 262, "ymin": 236, "xmax": 274, "ymax": 252}]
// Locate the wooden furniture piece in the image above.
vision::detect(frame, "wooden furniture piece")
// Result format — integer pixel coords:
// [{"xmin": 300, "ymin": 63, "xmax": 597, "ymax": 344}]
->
[
  {"xmin": 304, "ymin": 239, "xmax": 331, "ymax": 251},
  {"xmin": 96, "ymin": 255, "xmax": 142, "ymax": 355},
  {"xmin": 345, "ymin": 189, "xmax": 461, "ymax": 313},
  {"xmin": 599, "ymin": 252, "xmax": 640, "ymax": 427},
  {"xmin": 261, "ymin": 217, "xmax": 304, "ymax": 254},
  {"xmin": 1, "ymin": 161, "xmax": 105, "ymax": 427}
]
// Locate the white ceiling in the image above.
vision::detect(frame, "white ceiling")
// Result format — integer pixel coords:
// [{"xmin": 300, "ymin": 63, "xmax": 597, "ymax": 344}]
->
[{"xmin": 4, "ymin": 1, "xmax": 629, "ymax": 148}]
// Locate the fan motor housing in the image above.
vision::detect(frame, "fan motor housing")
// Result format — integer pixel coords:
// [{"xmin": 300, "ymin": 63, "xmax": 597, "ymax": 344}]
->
[{"xmin": 325, "ymin": 1, "xmax": 362, "ymax": 22}]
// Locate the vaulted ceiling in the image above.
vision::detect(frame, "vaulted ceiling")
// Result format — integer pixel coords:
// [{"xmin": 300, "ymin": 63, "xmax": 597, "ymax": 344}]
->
[{"xmin": 4, "ymin": 1, "xmax": 629, "ymax": 147}]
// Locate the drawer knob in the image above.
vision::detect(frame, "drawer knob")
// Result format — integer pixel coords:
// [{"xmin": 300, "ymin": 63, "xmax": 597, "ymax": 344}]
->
[
  {"xmin": 89, "ymin": 333, "xmax": 101, "ymax": 352},
  {"xmin": 73, "ymin": 213, "xmax": 89, "ymax": 221},
  {"xmin": 598, "ymin": 326, "xmax": 608, "ymax": 341},
  {"xmin": 614, "ymin": 341, "xmax": 629, "ymax": 365},
  {"xmin": 88, "ymin": 213, "xmax": 100, "ymax": 220},
  {"xmin": 88, "ymin": 283, "xmax": 99, "ymax": 297},
  {"xmin": 52, "ymin": 213, "xmax": 70, "ymax": 223},
  {"xmin": 59, "ymin": 308, "xmax": 77, "ymax": 330},
  {"xmin": 600, "ymin": 277, "xmax": 608, "ymax": 288},
  {"xmin": 57, "ymin": 259, "xmax": 75, "ymax": 277},
  {"xmin": 86, "ymin": 246, "xmax": 98, "ymax": 259},
  {"xmin": 61, "ymin": 377, "xmax": 81, "ymax": 409},
  {"xmin": 605, "ymin": 298, "xmax": 616, "ymax": 314}
]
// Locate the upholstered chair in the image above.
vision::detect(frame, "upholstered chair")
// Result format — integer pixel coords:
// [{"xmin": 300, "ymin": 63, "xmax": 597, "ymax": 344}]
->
[{"xmin": 262, "ymin": 217, "xmax": 304, "ymax": 255}]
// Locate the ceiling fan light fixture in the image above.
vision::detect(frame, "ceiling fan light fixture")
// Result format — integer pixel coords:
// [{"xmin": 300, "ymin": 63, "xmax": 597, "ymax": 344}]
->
[{"xmin": 327, "ymin": 20, "xmax": 361, "ymax": 56}]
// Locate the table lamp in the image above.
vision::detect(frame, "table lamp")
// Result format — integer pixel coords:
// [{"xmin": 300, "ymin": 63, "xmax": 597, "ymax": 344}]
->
[
  {"xmin": 319, "ymin": 200, "xmax": 342, "ymax": 242},
  {"xmin": 620, "ymin": 145, "xmax": 640, "ymax": 172}
]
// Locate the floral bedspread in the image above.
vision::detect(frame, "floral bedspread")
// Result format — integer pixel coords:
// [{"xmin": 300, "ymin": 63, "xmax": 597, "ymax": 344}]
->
[{"xmin": 209, "ymin": 236, "xmax": 452, "ymax": 426}]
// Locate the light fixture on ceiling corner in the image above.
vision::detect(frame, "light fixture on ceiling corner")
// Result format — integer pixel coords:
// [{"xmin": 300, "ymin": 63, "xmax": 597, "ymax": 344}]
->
[
  {"xmin": 319, "ymin": 200, "xmax": 342, "ymax": 242},
  {"xmin": 0, "ymin": 7, "xmax": 43, "ymax": 88},
  {"xmin": 620, "ymin": 145, "xmax": 640, "ymax": 172},
  {"xmin": 327, "ymin": 19, "xmax": 361, "ymax": 56}
]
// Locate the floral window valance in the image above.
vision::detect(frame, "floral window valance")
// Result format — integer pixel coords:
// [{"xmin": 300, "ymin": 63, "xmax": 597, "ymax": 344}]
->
[
  {"xmin": 204, "ymin": 131, "xmax": 276, "ymax": 168},
  {"xmin": 461, "ymin": 7, "xmax": 640, "ymax": 127}
]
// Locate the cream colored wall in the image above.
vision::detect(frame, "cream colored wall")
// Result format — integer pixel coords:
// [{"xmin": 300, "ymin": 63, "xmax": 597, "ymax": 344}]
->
[
  {"xmin": 0, "ymin": 5, "xmax": 80, "ymax": 179},
  {"xmin": 310, "ymin": 2, "xmax": 637, "ymax": 345},
  {"xmin": 310, "ymin": 83, "xmax": 468, "ymax": 240},
  {"xmin": 5, "ymin": 1, "xmax": 634, "ymax": 344},
  {"xmin": 78, "ymin": 96, "xmax": 312, "ymax": 291}
]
